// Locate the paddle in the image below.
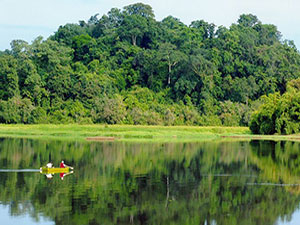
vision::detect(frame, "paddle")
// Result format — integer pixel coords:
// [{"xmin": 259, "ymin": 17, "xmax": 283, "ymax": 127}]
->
[{"xmin": 64, "ymin": 164, "xmax": 74, "ymax": 170}]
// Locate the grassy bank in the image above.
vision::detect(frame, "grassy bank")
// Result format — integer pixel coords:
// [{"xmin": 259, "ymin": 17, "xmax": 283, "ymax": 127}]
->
[
  {"xmin": 0, "ymin": 124, "xmax": 299, "ymax": 142},
  {"xmin": 0, "ymin": 124, "xmax": 250, "ymax": 142}
]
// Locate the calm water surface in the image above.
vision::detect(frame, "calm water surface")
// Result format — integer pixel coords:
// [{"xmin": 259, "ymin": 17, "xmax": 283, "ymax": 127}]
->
[{"xmin": 0, "ymin": 138, "xmax": 300, "ymax": 225}]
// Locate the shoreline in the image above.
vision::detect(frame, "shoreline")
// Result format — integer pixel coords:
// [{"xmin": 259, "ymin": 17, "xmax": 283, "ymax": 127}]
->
[{"xmin": 0, "ymin": 124, "xmax": 299, "ymax": 142}]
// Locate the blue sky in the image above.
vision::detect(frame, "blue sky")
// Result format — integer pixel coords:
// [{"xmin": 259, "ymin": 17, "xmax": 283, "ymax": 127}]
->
[{"xmin": 1, "ymin": 0, "xmax": 299, "ymax": 50}]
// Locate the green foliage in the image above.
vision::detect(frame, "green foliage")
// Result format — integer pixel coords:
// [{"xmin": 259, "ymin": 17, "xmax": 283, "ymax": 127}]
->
[
  {"xmin": 0, "ymin": 96, "xmax": 35, "ymax": 123},
  {"xmin": 123, "ymin": 3, "xmax": 154, "ymax": 19},
  {"xmin": 250, "ymin": 80, "xmax": 300, "ymax": 134},
  {"xmin": 0, "ymin": 55, "xmax": 19, "ymax": 100},
  {"xmin": 219, "ymin": 101, "xmax": 249, "ymax": 126},
  {"xmin": 250, "ymin": 93, "xmax": 279, "ymax": 134},
  {"xmin": 92, "ymin": 94, "xmax": 126, "ymax": 124},
  {"xmin": 72, "ymin": 34, "xmax": 96, "ymax": 63},
  {"xmin": 0, "ymin": 4, "xmax": 300, "ymax": 127},
  {"xmin": 51, "ymin": 23, "xmax": 87, "ymax": 46}
]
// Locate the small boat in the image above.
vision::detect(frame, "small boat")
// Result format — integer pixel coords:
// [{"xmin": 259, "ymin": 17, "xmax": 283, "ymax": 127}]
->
[{"xmin": 40, "ymin": 167, "xmax": 71, "ymax": 174}]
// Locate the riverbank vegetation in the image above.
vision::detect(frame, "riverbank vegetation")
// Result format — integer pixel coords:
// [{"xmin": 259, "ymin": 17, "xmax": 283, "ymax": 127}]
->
[
  {"xmin": 0, "ymin": 3, "xmax": 300, "ymax": 131},
  {"xmin": 250, "ymin": 78, "xmax": 300, "ymax": 134},
  {"xmin": 0, "ymin": 124, "xmax": 250, "ymax": 141},
  {"xmin": 1, "ymin": 124, "xmax": 300, "ymax": 142}
]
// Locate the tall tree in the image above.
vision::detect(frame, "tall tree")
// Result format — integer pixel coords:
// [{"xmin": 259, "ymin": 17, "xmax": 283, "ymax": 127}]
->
[
  {"xmin": 123, "ymin": 3, "xmax": 154, "ymax": 19},
  {"xmin": 158, "ymin": 43, "xmax": 186, "ymax": 85}
]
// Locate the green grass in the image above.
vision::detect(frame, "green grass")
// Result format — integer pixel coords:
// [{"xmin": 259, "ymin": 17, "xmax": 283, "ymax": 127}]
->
[
  {"xmin": 0, "ymin": 124, "xmax": 250, "ymax": 142},
  {"xmin": 0, "ymin": 124, "xmax": 299, "ymax": 142}
]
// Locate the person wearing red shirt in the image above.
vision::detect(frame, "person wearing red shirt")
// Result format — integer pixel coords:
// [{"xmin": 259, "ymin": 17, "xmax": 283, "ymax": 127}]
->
[
  {"xmin": 59, "ymin": 161, "xmax": 74, "ymax": 180},
  {"xmin": 60, "ymin": 172, "xmax": 65, "ymax": 180},
  {"xmin": 60, "ymin": 161, "xmax": 66, "ymax": 168},
  {"xmin": 59, "ymin": 161, "xmax": 67, "ymax": 180}
]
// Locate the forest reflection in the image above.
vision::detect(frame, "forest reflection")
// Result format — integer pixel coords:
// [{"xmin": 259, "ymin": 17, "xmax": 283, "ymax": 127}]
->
[{"xmin": 0, "ymin": 138, "xmax": 300, "ymax": 225}]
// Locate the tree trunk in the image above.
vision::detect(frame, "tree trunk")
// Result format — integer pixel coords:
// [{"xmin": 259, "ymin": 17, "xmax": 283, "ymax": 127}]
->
[
  {"xmin": 165, "ymin": 176, "xmax": 170, "ymax": 208},
  {"xmin": 168, "ymin": 63, "xmax": 172, "ymax": 85},
  {"xmin": 132, "ymin": 35, "xmax": 137, "ymax": 46}
]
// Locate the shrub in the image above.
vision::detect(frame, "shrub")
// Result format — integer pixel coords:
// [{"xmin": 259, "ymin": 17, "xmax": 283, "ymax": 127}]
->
[
  {"xmin": 249, "ymin": 90, "xmax": 300, "ymax": 135},
  {"xmin": 92, "ymin": 94, "xmax": 126, "ymax": 124}
]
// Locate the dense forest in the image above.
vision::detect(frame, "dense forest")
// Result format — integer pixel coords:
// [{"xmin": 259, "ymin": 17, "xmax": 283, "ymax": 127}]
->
[{"xmin": 1, "ymin": 3, "xmax": 300, "ymax": 131}]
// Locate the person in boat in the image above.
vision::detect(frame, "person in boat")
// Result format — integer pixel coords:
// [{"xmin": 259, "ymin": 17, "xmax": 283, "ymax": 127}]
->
[
  {"xmin": 46, "ymin": 162, "xmax": 53, "ymax": 168},
  {"xmin": 46, "ymin": 173, "xmax": 53, "ymax": 179},
  {"xmin": 60, "ymin": 171, "xmax": 74, "ymax": 180},
  {"xmin": 60, "ymin": 161, "xmax": 74, "ymax": 169},
  {"xmin": 60, "ymin": 160, "xmax": 66, "ymax": 168},
  {"xmin": 60, "ymin": 172, "xmax": 65, "ymax": 180},
  {"xmin": 44, "ymin": 162, "xmax": 54, "ymax": 179}
]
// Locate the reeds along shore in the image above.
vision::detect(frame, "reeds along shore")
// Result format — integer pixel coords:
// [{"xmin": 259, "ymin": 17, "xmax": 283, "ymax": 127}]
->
[
  {"xmin": 1, "ymin": 124, "xmax": 300, "ymax": 142},
  {"xmin": 0, "ymin": 124, "xmax": 250, "ymax": 142}
]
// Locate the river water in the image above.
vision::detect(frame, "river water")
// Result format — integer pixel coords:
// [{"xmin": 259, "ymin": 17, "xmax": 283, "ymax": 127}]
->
[{"xmin": 0, "ymin": 138, "xmax": 300, "ymax": 225}]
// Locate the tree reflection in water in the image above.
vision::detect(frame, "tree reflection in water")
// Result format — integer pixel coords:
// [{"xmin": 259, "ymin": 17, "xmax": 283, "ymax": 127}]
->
[{"xmin": 0, "ymin": 138, "xmax": 300, "ymax": 225}]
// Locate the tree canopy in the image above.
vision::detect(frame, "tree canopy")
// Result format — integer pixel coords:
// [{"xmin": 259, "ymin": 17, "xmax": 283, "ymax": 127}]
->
[{"xmin": 0, "ymin": 3, "xmax": 300, "ymax": 126}]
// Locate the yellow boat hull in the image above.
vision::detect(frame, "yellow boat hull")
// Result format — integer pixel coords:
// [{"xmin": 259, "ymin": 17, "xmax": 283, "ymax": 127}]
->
[{"xmin": 40, "ymin": 167, "xmax": 70, "ymax": 174}]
